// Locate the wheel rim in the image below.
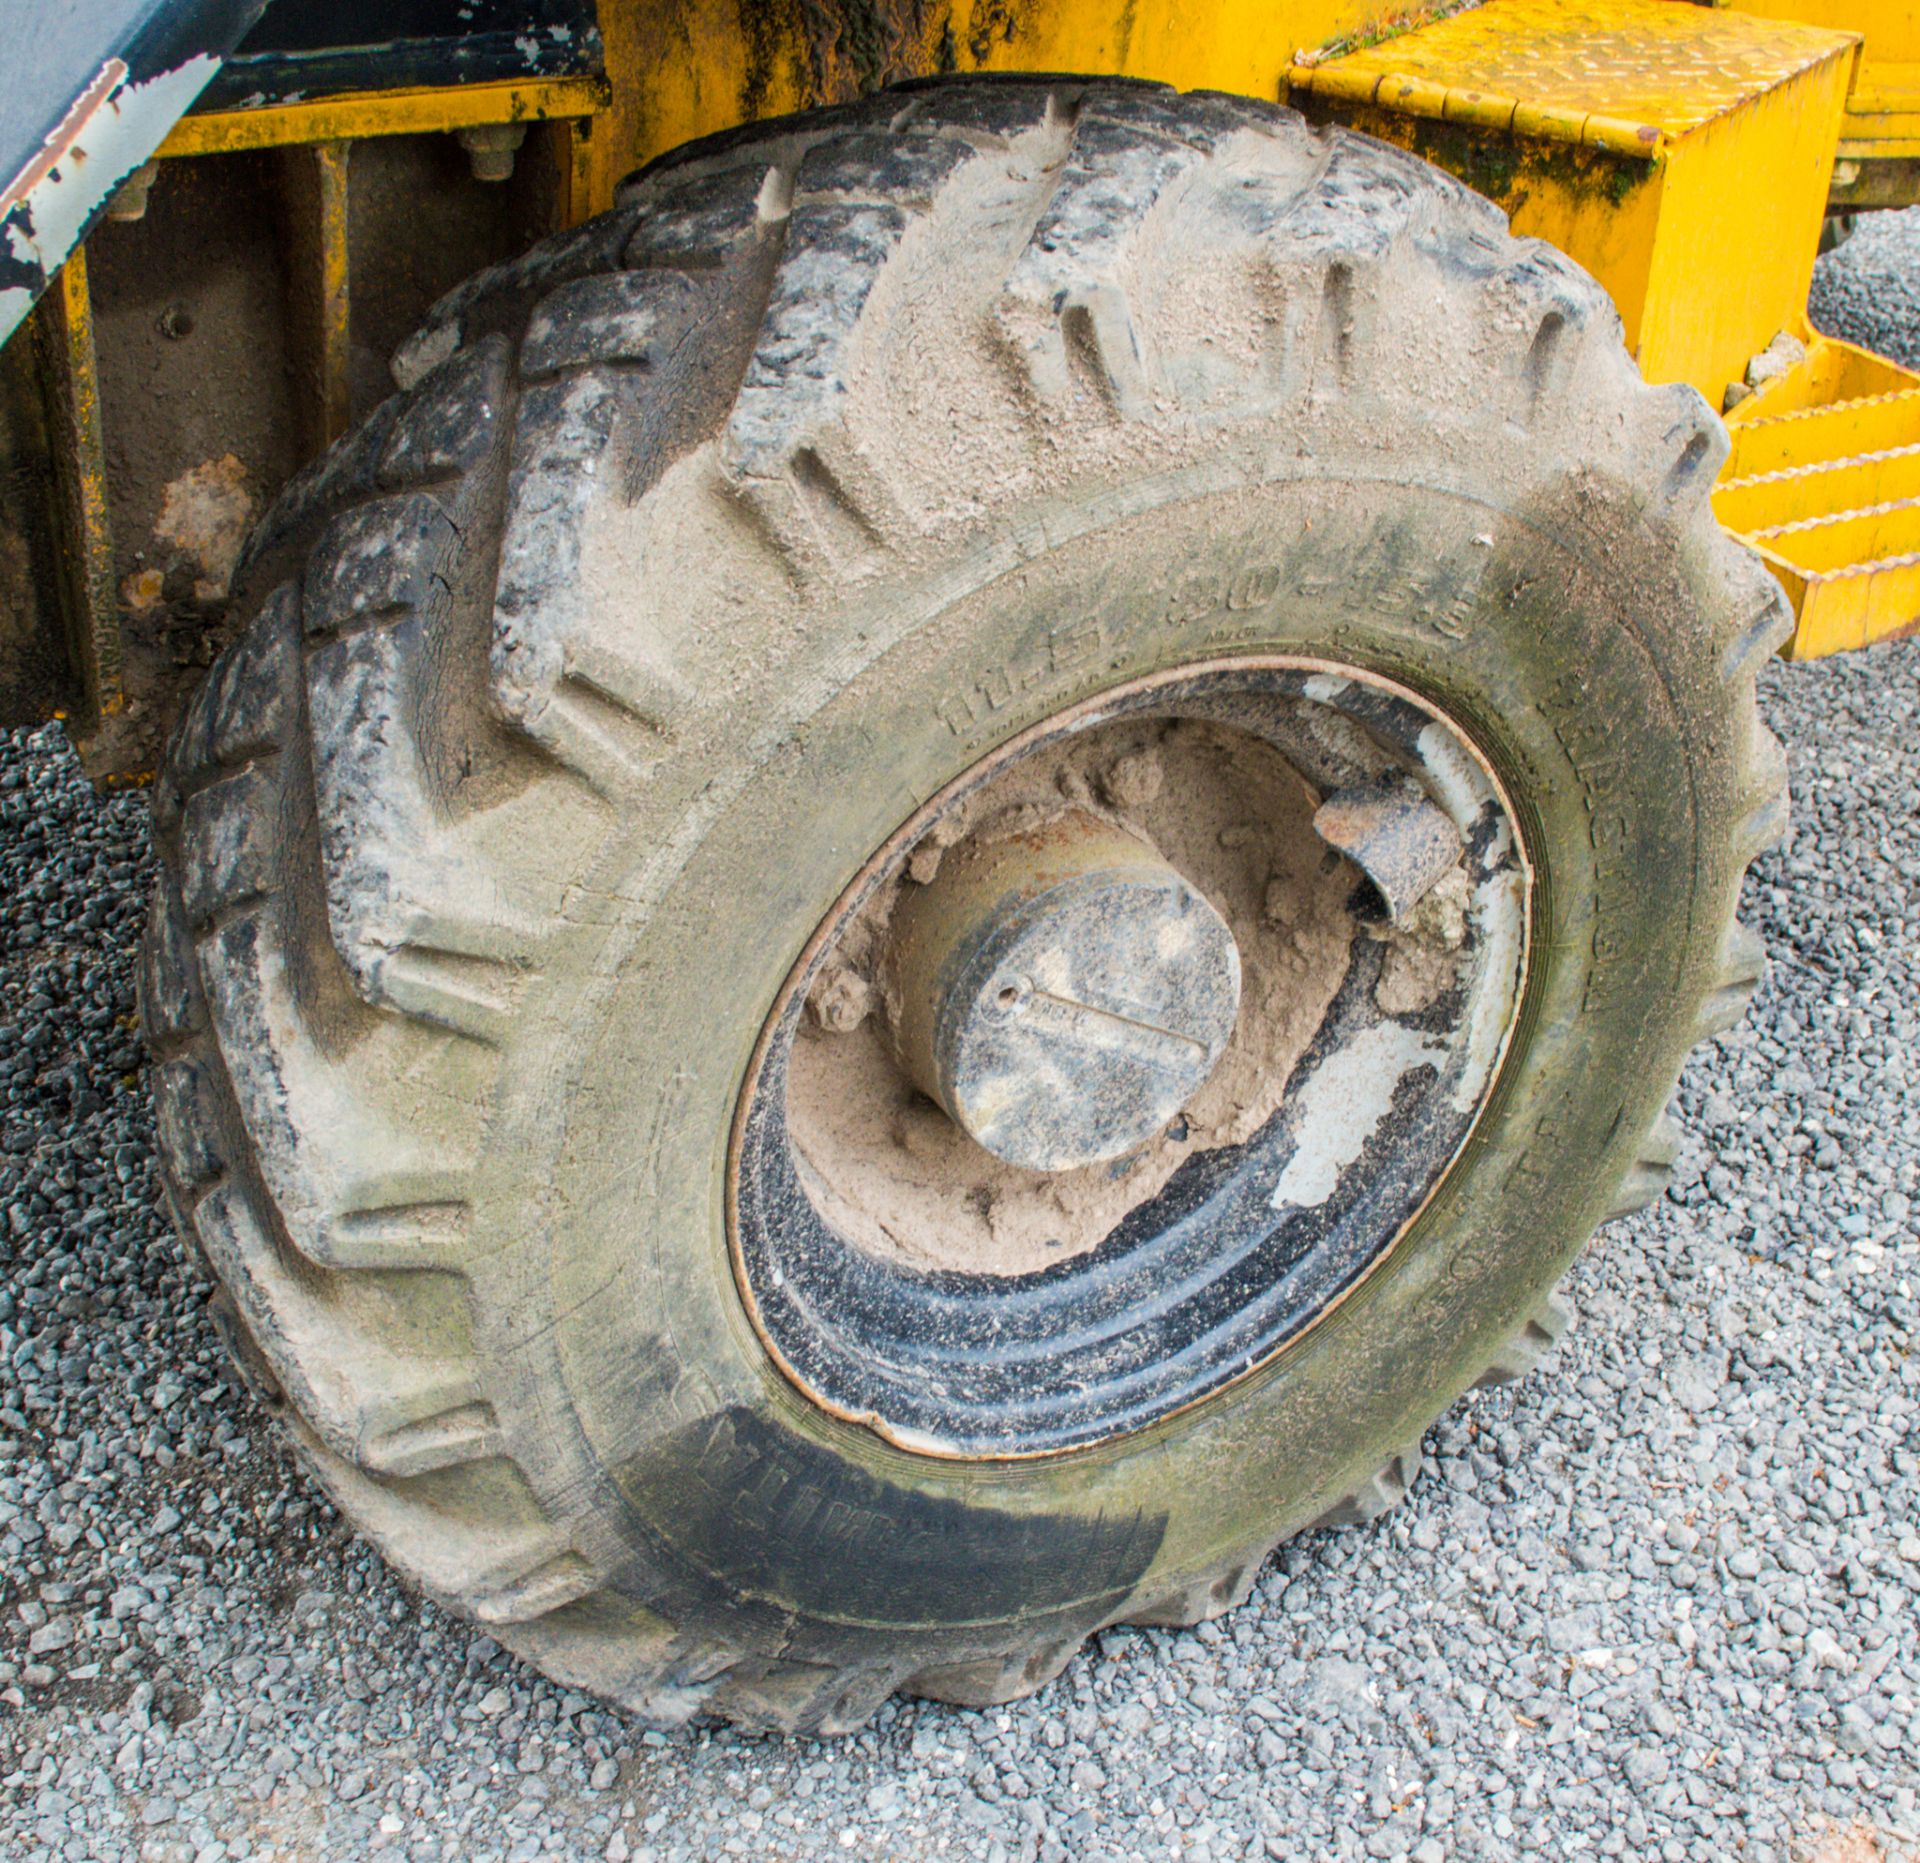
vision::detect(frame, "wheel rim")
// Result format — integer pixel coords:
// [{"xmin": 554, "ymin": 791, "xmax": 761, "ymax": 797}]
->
[{"xmin": 729, "ymin": 657, "xmax": 1530, "ymax": 1457}]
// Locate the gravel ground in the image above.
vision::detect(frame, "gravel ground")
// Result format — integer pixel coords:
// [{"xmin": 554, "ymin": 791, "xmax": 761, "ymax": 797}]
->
[
  {"xmin": 3, "ymin": 219, "xmax": 1920, "ymax": 1863},
  {"xmin": 1812, "ymin": 207, "xmax": 1920, "ymax": 371}
]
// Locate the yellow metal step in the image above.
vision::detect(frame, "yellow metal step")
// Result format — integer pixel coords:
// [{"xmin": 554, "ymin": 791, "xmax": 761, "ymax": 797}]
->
[
  {"xmin": 1747, "ymin": 540, "xmax": 1920, "ymax": 658},
  {"xmin": 1750, "ymin": 496, "xmax": 1920, "ymax": 572},
  {"xmin": 1740, "ymin": 488, "xmax": 1920, "ymax": 656},
  {"xmin": 1728, "ymin": 333, "xmax": 1918, "ymax": 420},
  {"xmin": 1719, "ymin": 328, "xmax": 1920, "ymax": 656},
  {"xmin": 1714, "ymin": 442, "xmax": 1920, "ymax": 532},
  {"xmin": 1724, "ymin": 385, "xmax": 1920, "ymax": 478}
]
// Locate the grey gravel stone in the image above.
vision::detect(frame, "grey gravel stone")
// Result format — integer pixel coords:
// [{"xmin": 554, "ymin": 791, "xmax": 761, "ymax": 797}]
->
[{"xmin": 4, "ymin": 222, "xmax": 1920, "ymax": 1863}]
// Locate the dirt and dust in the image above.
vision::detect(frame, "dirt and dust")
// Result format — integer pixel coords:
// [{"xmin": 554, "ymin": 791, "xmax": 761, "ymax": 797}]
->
[
  {"xmin": 1371, "ymin": 863, "xmax": 1470, "ymax": 1016},
  {"xmin": 151, "ymin": 453, "xmax": 253, "ymax": 601},
  {"xmin": 785, "ymin": 714, "xmax": 1361, "ymax": 1277}
]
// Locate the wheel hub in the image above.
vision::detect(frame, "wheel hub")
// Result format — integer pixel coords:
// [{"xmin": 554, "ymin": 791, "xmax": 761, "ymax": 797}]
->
[
  {"xmin": 885, "ymin": 812, "xmax": 1242, "ymax": 1173},
  {"xmin": 730, "ymin": 658, "xmax": 1530, "ymax": 1457}
]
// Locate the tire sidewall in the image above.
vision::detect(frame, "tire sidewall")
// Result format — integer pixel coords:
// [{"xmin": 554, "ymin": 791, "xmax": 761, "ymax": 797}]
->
[{"xmin": 486, "ymin": 443, "xmax": 1740, "ymax": 1664}]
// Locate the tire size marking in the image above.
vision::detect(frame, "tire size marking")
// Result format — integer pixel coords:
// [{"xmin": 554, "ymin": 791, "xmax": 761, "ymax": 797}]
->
[
  {"xmin": 935, "ymin": 618, "xmax": 1105, "ymax": 736},
  {"xmin": 1438, "ymin": 1080, "xmax": 1585, "ymax": 1296},
  {"xmin": 1165, "ymin": 522, "xmax": 1491, "ymax": 643},
  {"xmin": 933, "ymin": 507, "xmax": 1505, "ymax": 741},
  {"xmin": 690, "ymin": 1415, "xmax": 944, "ymax": 1560},
  {"xmin": 1540, "ymin": 677, "xmax": 1657, "ymax": 1012}
]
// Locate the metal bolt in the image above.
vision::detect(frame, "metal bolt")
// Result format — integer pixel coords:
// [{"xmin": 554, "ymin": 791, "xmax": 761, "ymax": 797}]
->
[
  {"xmin": 456, "ymin": 123, "xmax": 528, "ymax": 184},
  {"xmin": 885, "ymin": 812, "xmax": 1240, "ymax": 1173}
]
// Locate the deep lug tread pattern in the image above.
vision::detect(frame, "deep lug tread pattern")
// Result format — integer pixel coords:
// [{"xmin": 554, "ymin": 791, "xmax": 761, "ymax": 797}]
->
[
  {"xmin": 151, "ymin": 1057, "xmax": 229, "ymax": 1190},
  {"xmin": 887, "ymin": 79, "xmax": 1062, "ymax": 142},
  {"xmin": 303, "ymin": 494, "xmax": 459, "ymax": 639},
  {"xmin": 998, "ymin": 124, "xmax": 1199, "ymax": 413},
  {"xmin": 390, "ymin": 211, "xmax": 649, "ymax": 391},
  {"xmin": 622, "ymin": 167, "xmax": 784, "ymax": 270},
  {"xmin": 305, "ymin": 1197, "xmax": 470, "ymax": 1273},
  {"xmin": 146, "ymin": 76, "xmax": 1789, "ymax": 1732},
  {"xmin": 230, "ymin": 401, "xmax": 404, "ymax": 599},
  {"xmin": 1696, "ymin": 917, "xmax": 1771, "ymax": 1041},
  {"xmin": 177, "ymin": 767, "xmax": 284, "ymax": 930},
  {"xmin": 1735, "ymin": 727, "xmax": 1793, "ymax": 864},
  {"xmin": 378, "ymin": 336, "xmax": 513, "ymax": 485},
  {"xmin": 1475, "ymin": 1288, "xmax": 1577, "ymax": 1391},
  {"xmin": 1606, "ymin": 1104, "xmax": 1682, "ymax": 1220},
  {"xmin": 907, "ymin": 1635, "xmax": 1085, "ymax": 1710},
  {"xmin": 1127, "ymin": 1553, "xmax": 1264, "ymax": 1628},
  {"xmin": 490, "ymin": 368, "xmax": 697, "ymax": 791},
  {"xmin": 1719, "ymin": 553, "xmax": 1797, "ymax": 679},
  {"xmin": 709, "ymin": 1659, "xmax": 908, "ymax": 1737},
  {"xmin": 1309, "ymin": 1439, "xmax": 1429, "ymax": 1532},
  {"xmin": 471, "ymin": 1549, "xmax": 601, "ymax": 1626},
  {"xmin": 1641, "ymin": 382, "xmax": 1731, "ymax": 513},
  {"xmin": 174, "ymin": 585, "xmax": 301, "ymax": 776},
  {"xmin": 139, "ymin": 878, "xmax": 207, "ymax": 1052},
  {"xmin": 520, "ymin": 269, "xmax": 702, "ymax": 379},
  {"xmin": 204, "ymin": 1285, "xmax": 286, "ymax": 1409}
]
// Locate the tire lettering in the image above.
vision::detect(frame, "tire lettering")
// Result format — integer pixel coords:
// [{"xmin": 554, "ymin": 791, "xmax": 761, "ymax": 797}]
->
[{"xmin": 934, "ymin": 620, "xmax": 1108, "ymax": 734}]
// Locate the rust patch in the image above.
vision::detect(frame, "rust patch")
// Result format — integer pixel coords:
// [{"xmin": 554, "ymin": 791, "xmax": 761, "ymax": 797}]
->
[
  {"xmin": 152, "ymin": 453, "xmax": 253, "ymax": 601},
  {"xmin": 967, "ymin": 0, "xmax": 1020, "ymax": 65}
]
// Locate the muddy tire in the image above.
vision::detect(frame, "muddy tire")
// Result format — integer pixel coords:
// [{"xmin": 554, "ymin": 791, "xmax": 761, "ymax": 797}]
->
[{"xmin": 143, "ymin": 79, "xmax": 1788, "ymax": 1733}]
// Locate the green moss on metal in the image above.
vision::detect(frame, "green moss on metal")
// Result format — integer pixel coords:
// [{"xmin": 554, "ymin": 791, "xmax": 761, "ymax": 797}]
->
[{"xmin": 1295, "ymin": 97, "xmax": 1657, "ymax": 219}]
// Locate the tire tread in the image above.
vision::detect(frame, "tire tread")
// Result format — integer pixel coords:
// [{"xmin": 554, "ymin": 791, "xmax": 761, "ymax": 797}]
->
[{"xmin": 147, "ymin": 75, "xmax": 1789, "ymax": 1730}]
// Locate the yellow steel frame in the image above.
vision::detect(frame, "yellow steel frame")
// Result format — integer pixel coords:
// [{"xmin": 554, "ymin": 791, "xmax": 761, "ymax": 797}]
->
[
  {"xmin": 30, "ymin": 0, "xmax": 1920, "ymax": 710},
  {"xmin": 156, "ymin": 75, "xmax": 613, "ymax": 222},
  {"xmin": 30, "ymin": 246, "xmax": 122, "ymax": 721},
  {"xmin": 156, "ymin": 76, "xmax": 610, "ymax": 156}
]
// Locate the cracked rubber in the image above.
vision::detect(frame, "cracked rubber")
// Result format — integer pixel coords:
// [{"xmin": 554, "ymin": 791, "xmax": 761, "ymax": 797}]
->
[{"xmin": 144, "ymin": 79, "xmax": 1790, "ymax": 1734}]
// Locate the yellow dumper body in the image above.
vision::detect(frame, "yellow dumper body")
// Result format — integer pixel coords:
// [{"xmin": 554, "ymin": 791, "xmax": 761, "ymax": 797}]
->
[{"xmin": 20, "ymin": 0, "xmax": 1920, "ymax": 731}]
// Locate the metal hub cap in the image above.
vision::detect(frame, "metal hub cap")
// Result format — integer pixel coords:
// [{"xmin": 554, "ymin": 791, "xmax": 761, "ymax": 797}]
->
[{"xmin": 886, "ymin": 813, "xmax": 1241, "ymax": 1172}]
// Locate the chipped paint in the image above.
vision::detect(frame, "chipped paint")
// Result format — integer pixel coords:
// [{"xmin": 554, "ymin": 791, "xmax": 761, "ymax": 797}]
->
[
  {"xmin": 1412, "ymin": 718, "xmax": 1527, "ymax": 1114},
  {"xmin": 0, "ymin": 60, "xmax": 128, "ymax": 220},
  {"xmin": 0, "ymin": 54, "xmax": 220, "ymax": 347},
  {"xmin": 1456, "ymin": 866, "xmax": 1526, "ymax": 1113},
  {"xmin": 1269, "ymin": 1021, "xmax": 1451, "ymax": 1212},
  {"xmin": 1414, "ymin": 717, "xmax": 1497, "ymax": 840}
]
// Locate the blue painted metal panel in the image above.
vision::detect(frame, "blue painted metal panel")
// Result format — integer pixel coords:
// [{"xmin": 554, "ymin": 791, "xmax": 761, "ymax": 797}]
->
[{"xmin": 0, "ymin": 0, "xmax": 270, "ymax": 345}]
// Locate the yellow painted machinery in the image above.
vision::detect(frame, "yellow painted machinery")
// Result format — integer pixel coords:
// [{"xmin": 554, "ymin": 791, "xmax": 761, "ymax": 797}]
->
[{"xmin": 5, "ymin": 0, "xmax": 1918, "ymax": 747}]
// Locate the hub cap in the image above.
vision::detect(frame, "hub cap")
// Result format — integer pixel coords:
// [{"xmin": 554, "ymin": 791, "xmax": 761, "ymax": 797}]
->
[{"xmin": 886, "ymin": 812, "xmax": 1242, "ymax": 1173}]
